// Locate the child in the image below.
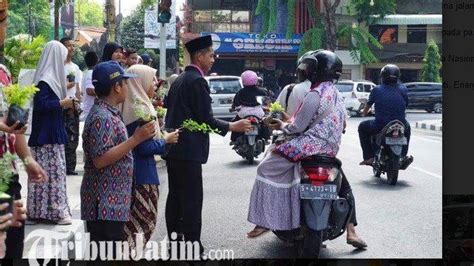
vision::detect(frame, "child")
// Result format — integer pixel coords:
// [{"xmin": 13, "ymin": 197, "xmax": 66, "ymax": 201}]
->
[{"xmin": 80, "ymin": 61, "xmax": 156, "ymax": 251}]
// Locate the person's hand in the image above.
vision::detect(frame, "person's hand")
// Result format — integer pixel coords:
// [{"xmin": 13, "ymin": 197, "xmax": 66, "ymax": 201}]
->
[
  {"xmin": 0, "ymin": 230, "xmax": 6, "ymax": 258},
  {"xmin": 0, "ymin": 117, "xmax": 27, "ymax": 134},
  {"xmin": 281, "ymin": 112, "xmax": 290, "ymax": 122},
  {"xmin": 60, "ymin": 98, "xmax": 74, "ymax": 109},
  {"xmin": 0, "ymin": 203, "xmax": 13, "ymax": 231},
  {"xmin": 25, "ymin": 157, "xmax": 48, "ymax": 183},
  {"xmin": 268, "ymin": 118, "xmax": 286, "ymax": 131},
  {"xmin": 163, "ymin": 129, "xmax": 179, "ymax": 144},
  {"xmin": 11, "ymin": 200, "xmax": 26, "ymax": 228},
  {"xmin": 229, "ymin": 119, "xmax": 252, "ymax": 133},
  {"xmin": 133, "ymin": 121, "xmax": 156, "ymax": 143}
]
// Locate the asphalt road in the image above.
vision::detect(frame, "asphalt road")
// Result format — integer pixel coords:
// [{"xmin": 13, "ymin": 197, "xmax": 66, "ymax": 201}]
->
[{"xmin": 150, "ymin": 111, "xmax": 442, "ymax": 259}]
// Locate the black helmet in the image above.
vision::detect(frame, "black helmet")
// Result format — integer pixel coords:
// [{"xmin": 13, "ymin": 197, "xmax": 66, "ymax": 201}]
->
[
  {"xmin": 296, "ymin": 53, "xmax": 318, "ymax": 83},
  {"xmin": 312, "ymin": 50, "xmax": 343, "ymax": 82},
  {"xmin": 380, "ymin": 64, "xmax": 400, "ymax": 85}
]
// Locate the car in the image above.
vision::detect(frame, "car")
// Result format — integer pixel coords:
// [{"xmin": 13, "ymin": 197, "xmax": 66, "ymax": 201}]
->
[
  {"xmin": 404, "ymin": 82, "xmax": 442, "ymax": 113},
  {"xmin": 335, "ymin": 80, "xmax": 376, "ymax": 116},
  {"xmin": 205, "ymin": 75, "xmax": 242, "ymax": 119}
]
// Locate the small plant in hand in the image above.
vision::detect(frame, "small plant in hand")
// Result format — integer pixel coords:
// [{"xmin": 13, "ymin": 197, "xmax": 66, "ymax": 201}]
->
[
  {"xmin": 156, "ymin": 106, "xmax": 166, "ymax": 119},
  {"xmin": 3, "ymin": 84, "xmax": 39, "ymax": 129},
  {"xmin": 181, "ymin": 119, "xmax": 220, "ymax": 134},
  {"xmin": 67, "ymin": 71, "xmax": 76, "ymax": 83},
  {"xmin": 134, "ymin": 98, "xmax": 156, "ymax": 126},
  {"xmin": 269, "ymin": 102, "xmax": 284, "ymax": 119},
  {"xmin": 0, "ymin": 152, "xmax": 17, "ymax": 217}
]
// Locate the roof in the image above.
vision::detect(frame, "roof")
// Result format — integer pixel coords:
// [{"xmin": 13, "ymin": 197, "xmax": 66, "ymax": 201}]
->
[{"xmin": 373, "ymin": 14, "xmax": 442, "ymax": 25}]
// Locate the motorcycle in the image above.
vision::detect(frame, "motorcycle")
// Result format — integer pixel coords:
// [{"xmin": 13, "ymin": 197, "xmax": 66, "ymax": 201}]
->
[
  {"xmin": 232, "ymin": 115, "xmax": 266, "ymax": 164},
  {"xmin": 371, "ymin": 120, "xmax": 413, "ymax": 185},
  {"xmin": 272, "ymin": 155, "xmax": 353, "ymax": 258}
]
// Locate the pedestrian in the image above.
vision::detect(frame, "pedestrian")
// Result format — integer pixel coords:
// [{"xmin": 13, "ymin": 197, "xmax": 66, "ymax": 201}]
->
[
  {"xmin": 163, "ymin": 35, "xmax": 252, "ymax": 257},
  {"xmin": 27, "ymin": 40, "xmax": 76, "ymax": 225},
  {"xmin": 80, "ymin": 61, "xmax": 156, "ymax": 253},
  {"xmin": 101, "ymin": 42, "xmax": 124, "ymax": 63},
  {"xmin": 0, "ymin": 200, "xmax": 27, "ymax": 258},
  {"xmin": 140, "ymin": 53, "xmax": 153, "ymax": 67},
  {"xmin": 80, "ymin": 51, "xmax": 98, "ymax": 122},
  {"xmin": 124, "ymin": 48, "xmax": 139, "ymax": 69},
  {"xmin": 0, "ymin": 63, "xmax": 47, "ymax": 258},
  {"xmin": 60, "ymin": 37, "xmax": 82, "ymax": 175},
  {"xmin": 120, "ymin": 64, "xmax": 179, "ymax": 250}
]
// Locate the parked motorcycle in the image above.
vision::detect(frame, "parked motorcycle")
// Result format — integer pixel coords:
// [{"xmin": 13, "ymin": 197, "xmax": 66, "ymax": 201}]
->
[
  {"xmin": 272, "ymin": 155, "xmax": 353, "ymax": 258},
  {"xmin": 232, "ymin": 115, "xmax": 266, "ymax": 164},
  {"xmin": 371, "ymin": 120, "xmax": 413, "ymax": 185}
]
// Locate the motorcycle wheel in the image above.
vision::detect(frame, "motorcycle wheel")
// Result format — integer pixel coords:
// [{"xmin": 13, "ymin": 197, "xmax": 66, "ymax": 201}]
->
[
  {"xmin": 386, "ymin": 154, "xmax": 400, "ymax": 185},
  {"xmin": 246, "ymin": 149, "xmax": 254, "ymax": 164},
  {"xmin": 300, "ymin": 227, "xmax": 322, "ymax": 258}
]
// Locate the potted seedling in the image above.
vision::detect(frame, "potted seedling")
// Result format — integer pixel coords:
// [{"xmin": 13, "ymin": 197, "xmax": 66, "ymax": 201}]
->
[
  {"xmin": 156, "ymin": 106, "xmax": 166, "ymax": 119},
  {"xmin": 180, "ymin": 119, "xmax": 220, "ymax": 134},
  {"xmin": 3, "ymin": 84, "xmax": 39, "ymax": 129},
  {"xmin": 269, "ymin": 102, "xmax": 285, "ymax": 120},
  {"xmin": 134, "ymin": 98, "xmax": 156, "ymax": 126},
  {"xmin": 0, "ymin": 152, "xmax": 16, "ymax": 218},
  {"xmin": 67, "ymin": 71, "xmax": 76, "ymax": 83}
]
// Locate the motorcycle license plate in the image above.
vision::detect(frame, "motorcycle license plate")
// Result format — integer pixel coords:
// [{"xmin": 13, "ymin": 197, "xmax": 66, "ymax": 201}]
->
[
  {"xmin": 300, "ymin": 184, "xmax": 337, "ymax": 200},
  {"xmin": 245, "ymin": 127, "xmax": 259, "ymax": 136},
  {"xmin": 385, "ymin": 137, "xmax": 407, "ymax": 145}
]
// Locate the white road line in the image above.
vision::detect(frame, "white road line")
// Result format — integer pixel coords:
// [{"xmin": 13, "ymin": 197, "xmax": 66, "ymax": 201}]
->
[{"xmin": 411, "ymin": 166, "xmax": 442, "ymax": 179}]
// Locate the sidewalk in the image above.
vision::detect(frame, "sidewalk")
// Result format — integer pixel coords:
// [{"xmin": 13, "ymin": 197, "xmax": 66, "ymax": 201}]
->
[{"xmin": 415, "ymin": 119, "xmax": 442, "ymax": 132}]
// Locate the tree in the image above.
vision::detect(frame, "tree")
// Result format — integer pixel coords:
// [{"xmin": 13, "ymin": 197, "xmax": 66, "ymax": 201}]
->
[
  {"xmin": 76, "ymin": 0, "xmax": 104, "ymax": 27},
  {"xmin": 420, "ymin": 40, "xmax": 441, "ymax": 83},
  {"xmin": 5, "ymin": 35, "xmax": 46, "ymax": 82},
  {"xmin": 7, "ymin": 0, "xmax": 51, "ymax": 38},
  {"xmin": 121, "ymin": 5, "xmax": 146, "ymax": 50}
]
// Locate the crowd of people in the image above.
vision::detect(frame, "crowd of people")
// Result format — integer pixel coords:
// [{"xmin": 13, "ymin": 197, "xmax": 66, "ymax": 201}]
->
[{"xmin": 0, "ymin": 33, "xmax": 416, "ymax": 260}]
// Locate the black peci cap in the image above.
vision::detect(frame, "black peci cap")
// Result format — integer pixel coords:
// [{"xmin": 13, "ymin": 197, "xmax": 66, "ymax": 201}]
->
[{"xmin": 185, "ymin": 35, "xmax": 213, "ymax": 54}]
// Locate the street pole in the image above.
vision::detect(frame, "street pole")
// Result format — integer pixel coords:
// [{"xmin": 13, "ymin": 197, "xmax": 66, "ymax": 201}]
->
[{"xmin": 159, "ymin": 23, "xmax": 166, "ymax": 79}]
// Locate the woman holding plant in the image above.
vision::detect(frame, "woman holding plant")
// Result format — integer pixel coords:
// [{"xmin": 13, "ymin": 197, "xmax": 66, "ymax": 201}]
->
[
  {"xmin": 27, "ymin": 41, "xmax": 76, "ymax": 225},
  {"xmin": 120, "ymin": 64, "xmax": 179, "ymax": 249}
]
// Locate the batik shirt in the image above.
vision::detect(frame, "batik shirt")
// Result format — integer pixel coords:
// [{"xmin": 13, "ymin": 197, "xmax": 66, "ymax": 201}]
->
[{"xmin": 81, "ymin": 98, "xmax": 133, "ymax": 222}]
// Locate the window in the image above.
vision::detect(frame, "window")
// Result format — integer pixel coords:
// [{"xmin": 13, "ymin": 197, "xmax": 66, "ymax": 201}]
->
[
  {"xmin": 341, "ymin": 69, "xmax": 351, "ymax": 80},
  {"xmin": 335, "ymin": 83, "xmax": 354, "ymax": 93},
  {"xmin": 369, "ymin": 25, "xmax": 398, "ymax": 44},
  {"xmin": 213, "ymin": 23, "xmax": 231, "ymax": 32},
  {"xmin": 356, "ymin": 84, "xmax": 364, "ymax": 92},
  {"xmin": 194, "ymin": 11, "xmax": 211, "ymax": 22},
  {"xmin": 363, "ymin": 84, "xmax": 373, "ymax": 93},
  {"xmin": 232, "ymin": 23, "xmax": 250, "ymax": 32},
  {"xmin": 209, "ymin": 79, "xmax": 242, "ymax": 94},
  {"xmin": 232, "ymin": 11, "xmax": 249, "ymax": 23},
  {"xmin": 193, "ymin": 23, "xmax": 212, "ymax": 33},
  {"xmin": 193, "ymin": 9, "xmax": 251, "ymax": 33},
  {"xmin": 211, "ymin": 10, "xmax": 231, "ymax": 23},
  {"xmin": 407, "ymin": 25, "xmax": 427, "ymax": 43}
]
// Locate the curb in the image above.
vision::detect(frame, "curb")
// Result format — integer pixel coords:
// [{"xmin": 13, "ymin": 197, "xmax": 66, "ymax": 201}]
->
[{"xmin": 415, "ymin": 120, "xmax": 442, "ymax": 132}]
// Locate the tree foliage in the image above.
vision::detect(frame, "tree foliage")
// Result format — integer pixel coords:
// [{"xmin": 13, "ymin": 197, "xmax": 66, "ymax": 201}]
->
[
  {"xmin": 7, "ymin": 0, "xmax": 51, "ymax": 38},
  {"xmin": 421, "ymin": 40, "xmax": 441, "ymax": 83},
  {"xmin": 4, "ymin": 35, "xmax": 46, "ymax": 82},
  {"xmin": 121, "ymin": 5, "xmax": 147, "ymax": 51},
  {"xmin": 76, "ymin": 0, "xmax": 104, "ymax": 27},
  {"xmin": 338, "ymin": 24, "xmax": 382, "ymax": 64},
  {"xmin": 346, "ymin": 0, "xmax": 396, "ymax": 25}
]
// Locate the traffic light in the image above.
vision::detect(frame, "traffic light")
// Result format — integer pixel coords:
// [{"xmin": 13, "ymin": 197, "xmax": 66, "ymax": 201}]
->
[{"xmin": 158, "ymin": 0, "xmax": 172, "ymax": 24}]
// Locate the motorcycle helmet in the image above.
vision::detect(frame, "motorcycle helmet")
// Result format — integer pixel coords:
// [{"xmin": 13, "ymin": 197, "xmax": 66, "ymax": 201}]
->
[
  {"xmin": 312, "ymin": 50, "xmax": 343, "ymax": 82},
  {"xmin": 380, "ymin": 64, "xmax": 400, "ymax": 85},
  {"xmin": 296, "ymin": 53, "xmax": 319, "ymax": 83},
  {"xmin": 241, "ymin": 70, "xmax": 259, "ymax": 87}
]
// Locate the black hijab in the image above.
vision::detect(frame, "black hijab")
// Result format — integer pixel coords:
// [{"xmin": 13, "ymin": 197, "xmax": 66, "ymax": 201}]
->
[{"xmin": 101, "ymin": 42, "xmax": 123, "ymax": 62}]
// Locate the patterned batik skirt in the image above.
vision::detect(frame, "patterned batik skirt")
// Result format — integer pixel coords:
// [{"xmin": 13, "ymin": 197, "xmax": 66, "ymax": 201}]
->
[
  {"xmin": 247, "ymin": 149, "xmax": 302, "ymax": 230},
  {"xmin": 124, "ymin": 184, "xmax": 159, "ymax": 250},
  {"xmin": 27, "ymin": 144, "xmax": 71, "ymax": 222}
]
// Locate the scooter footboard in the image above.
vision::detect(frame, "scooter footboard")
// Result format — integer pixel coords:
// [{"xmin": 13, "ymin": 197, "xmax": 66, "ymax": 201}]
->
[{"xmin": 302, "ymin": 199, "xmax": 332, "ymax": 231}]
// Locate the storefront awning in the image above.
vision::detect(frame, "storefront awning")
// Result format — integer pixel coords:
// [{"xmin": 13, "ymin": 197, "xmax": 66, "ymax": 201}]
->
[{"xmin": 372, "ymin": 14, "xmax": 442, "ymax": 25}]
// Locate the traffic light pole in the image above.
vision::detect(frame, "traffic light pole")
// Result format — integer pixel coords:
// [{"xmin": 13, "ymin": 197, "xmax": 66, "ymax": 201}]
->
[{"xmin": 159, "ymin": 23, "xmax": 166, "ymax": 79}]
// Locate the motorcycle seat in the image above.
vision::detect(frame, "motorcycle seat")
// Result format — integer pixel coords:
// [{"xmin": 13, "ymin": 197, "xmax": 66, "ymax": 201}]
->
[
  {"xmin": 375, "ymin": 120, "xmax": 405, "ymax": 146},
  {"xmin": 301, "ymin": 155, "xmax": 342, "ymax": 168}
]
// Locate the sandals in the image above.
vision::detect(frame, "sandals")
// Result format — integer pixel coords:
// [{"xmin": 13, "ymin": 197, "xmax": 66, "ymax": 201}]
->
[
  {"xmin": 247, "ymin": 226, "xmax": 269, "ymax": 239},
  {"xmin": 359, "ymin": 158, "xmax": 374, "ymax": 166},
  {"xmin": 347, "ymin": 238, "xmax": 368, "ymax": 249}
]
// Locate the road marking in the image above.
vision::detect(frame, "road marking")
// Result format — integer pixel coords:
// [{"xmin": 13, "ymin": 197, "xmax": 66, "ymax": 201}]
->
[{"xmin": 411, "ymin": 166, "xmax": 442, "ymax": 179}]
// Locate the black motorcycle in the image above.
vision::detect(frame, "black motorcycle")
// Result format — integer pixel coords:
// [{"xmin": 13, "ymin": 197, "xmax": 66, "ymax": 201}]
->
[
  {"xmin": 371, "ymin": 120, "xmax": 413, "ymax": 185},
  {"xmin": 232, "ymin": 115, "xmax": 266, "ymax": 164},
  {"xmin": 272, "ymin": 155, "xmax": 353, "ymax": 258}
]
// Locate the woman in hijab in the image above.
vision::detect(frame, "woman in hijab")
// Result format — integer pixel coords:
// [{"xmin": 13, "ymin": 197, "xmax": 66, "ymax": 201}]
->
[
  {"xmin": 121, "ymin": 64, "xmax": 179, "ymax": 249},
  {"xmin": 27, "ymin": 41, "xmax": 75, "ymax": 225},
  {"xmin": 101, "ymin": 42, "xmax": 124, "ymax": 63}
]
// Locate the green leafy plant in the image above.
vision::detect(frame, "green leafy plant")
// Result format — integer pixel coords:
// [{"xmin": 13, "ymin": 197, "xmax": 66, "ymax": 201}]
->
[
  {"xmin": 181, "ymin": 119, "xmax": 220, "ymax": 134},
  {"xmin": 133, "ymin": 98, "xmax": 156, "ymax": 123},
  {"xmin": 5, "ymin": 35, "xmax": 46, "ymax": 82},
  {"xmin": 421, "ymin": 40, "xmax": 442, "ymax": 83},
  {"xmin": 269, "ymin": 102, "xmax": 284, "ymax": 113},
  {"xmin": 0, "ymin": 152, "xmax": 17, "ymax": 202},
  {"xmin": 3, "ymin": 84, "xmax": 39, "ymax": 108},
  {"xmin": 156, "ymin": 106, "xmax": 167, "ymax": 119}
]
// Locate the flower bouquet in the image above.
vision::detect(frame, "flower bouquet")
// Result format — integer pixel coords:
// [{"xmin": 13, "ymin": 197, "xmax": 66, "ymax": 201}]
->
[
  {"xmin": 134, "ymin": 98, "xmax": 156, "ymax": 126},
  {"xmin": 0, "ymin": 152, "xmax": 16, "ymax": 217},
  {"xmin": 269, "ymin": 102, "xmax": 285, "ymax": 120},
  {"xmin": 180, "ymin": 119, "xmax": 220, "ymax": 134},
  {"xmin": 3, "ymin": 84, "xmax": 39, "ymax": 129}
]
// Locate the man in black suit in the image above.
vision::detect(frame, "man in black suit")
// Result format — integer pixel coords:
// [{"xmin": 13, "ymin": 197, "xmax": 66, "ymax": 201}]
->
[{"xmin": 163, "ymin": 35, "xmax": 252, "ymax": 257}]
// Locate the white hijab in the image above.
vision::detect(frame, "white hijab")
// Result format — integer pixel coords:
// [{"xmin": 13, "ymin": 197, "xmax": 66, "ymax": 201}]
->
[{"xmin": 33, "ymin": 40, "xmax": 68, "ymax": 100}]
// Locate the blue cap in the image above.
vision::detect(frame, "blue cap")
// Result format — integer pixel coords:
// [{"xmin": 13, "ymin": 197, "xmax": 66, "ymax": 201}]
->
[
  {"xmin": 92, "ymin": 61, "xmax": 137, "ymax": 93},
  {"xmin": 140, "ymin": 53, "xmax": 152, "ymax": 64}
]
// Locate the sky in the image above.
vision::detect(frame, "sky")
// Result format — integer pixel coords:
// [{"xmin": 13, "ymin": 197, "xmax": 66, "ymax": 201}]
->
[{"xmin": 96, "ymin": 0, "xmax": 185, "ymax": 18}]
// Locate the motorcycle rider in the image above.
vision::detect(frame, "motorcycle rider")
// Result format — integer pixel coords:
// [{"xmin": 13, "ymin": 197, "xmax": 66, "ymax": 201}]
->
[
  {"xmin": 358, "ymin": 64, "xmax": 413, "ymax": 166},
  {"xmin": 247, "ymin": 50, "xmax": 367, "ymax": 249}
]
